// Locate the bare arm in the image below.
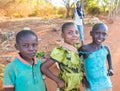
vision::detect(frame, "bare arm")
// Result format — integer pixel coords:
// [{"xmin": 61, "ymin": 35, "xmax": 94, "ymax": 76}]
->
[
  {"xmin": 78, "ymin": 45, "xmax": 90, "ymax": 88},
  {"xmin": 41, "ymin": 58, "xmax": 65, "ymax": 88},
  {"xmin": 105, "ymin": 46, "xmax": 114, "ymax": 76},
  {"xmin": 4, "ymin": 88, "xmax": 14, "ymax": 91}
]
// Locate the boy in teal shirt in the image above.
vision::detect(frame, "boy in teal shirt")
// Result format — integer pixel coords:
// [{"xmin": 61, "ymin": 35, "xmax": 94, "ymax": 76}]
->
[{"xmin": 3, "ymin": 30, "xmax": 46, "ymax": 91}]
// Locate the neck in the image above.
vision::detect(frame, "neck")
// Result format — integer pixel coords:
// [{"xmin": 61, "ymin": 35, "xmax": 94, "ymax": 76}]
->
[
  {"xmin": 90, "ymin": 43, "xmax": 102, "ymax": 50},
  {"xmin": 19, "ymin": 53, "xmax": 34, "ymax": 65}
]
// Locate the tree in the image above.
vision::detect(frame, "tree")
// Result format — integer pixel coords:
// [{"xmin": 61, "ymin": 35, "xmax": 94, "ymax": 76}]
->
[
  {"xmin": 108, "ymin": 0, "xmax": 120, "ymax": 17},
  {"xmin": 99, "ymin": 0, "xmax": 109, "ymax": 13},
  {"xmin": 113, "ymin": 0, "xmax": 120, "ymax": 16},
  {"xmin": 62, "ymin": 0, "xmax": 78, "ymax": 17}
]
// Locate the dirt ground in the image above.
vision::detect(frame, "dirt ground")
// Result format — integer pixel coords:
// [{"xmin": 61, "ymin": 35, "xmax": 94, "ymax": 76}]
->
[{"xmin": 0, "ymin": 17, "xmax": 120, "ymax": 91}]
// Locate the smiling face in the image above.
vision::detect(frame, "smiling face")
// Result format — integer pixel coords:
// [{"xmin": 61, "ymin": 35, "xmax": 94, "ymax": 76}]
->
[
  {"xmin": 16, "ymin": 33, "xmax": 38, "ymax": 61},
  {"xmin": 91, "ymin": 23, "xmax": 108, "ymax": 45},
  {"xmin": 62, "ymin": 24, "xmax": 79, "ymax": 45}
]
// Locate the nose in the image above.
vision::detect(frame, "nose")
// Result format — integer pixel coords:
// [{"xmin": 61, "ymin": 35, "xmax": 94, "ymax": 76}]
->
[
  {"xmin": 28, "ymin": 45, "xmax": 34, "ymax": 50},
  {"xmin": 99, "ymin": 33, "xmax": 104, "ymax": 38},
  {"xmin": 73, "ymin": 32, "xmax": 78, "ymax": 37}
]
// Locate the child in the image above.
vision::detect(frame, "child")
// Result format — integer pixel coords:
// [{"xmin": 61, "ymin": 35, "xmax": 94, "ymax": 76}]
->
[
  {"xmin": 41, "ymin": 22, "xmax": 83, "ymax": 91},
  {"xmin": 78, "ymin": 23, "xmax": 114, "ymax": 91},
  {"xmin": 72, "ymin": 1, "xmax": 85, "ymax": 45},
  {"xmin": 3, "ymin": 30, "xmax": 46, "ymax": 91}
]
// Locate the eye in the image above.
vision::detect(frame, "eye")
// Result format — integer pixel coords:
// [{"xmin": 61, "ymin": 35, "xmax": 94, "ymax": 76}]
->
[
  {"xmin": 75, "ymin": 30, "xmax": 79, "ymax": 34},
  {"xmin": 68, "ymin": 31, "xmax": 73, "ymax": 35},
  {"xmin": 23, "ymin": 44, "xmax": 29, "ymax": 48},
  {"xmin": 102, "ymin": 33, "xmax": 107, "ymax": 36},
  {"xmin": 32, "ymin": 43, "xmax": 38, "ymax": 47},
  {"xmin": 95, "ymin": 32, "xmax": 107, "ymax": 36},
  {"xmin": 95, "ymin": 32, "xmax": 99, "ymax": 35}
]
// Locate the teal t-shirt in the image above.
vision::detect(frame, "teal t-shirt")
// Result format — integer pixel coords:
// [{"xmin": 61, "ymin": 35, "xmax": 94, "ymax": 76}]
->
[{"xmin": 4, "ymin": 58, "xmax": 46, "ymax": 91}]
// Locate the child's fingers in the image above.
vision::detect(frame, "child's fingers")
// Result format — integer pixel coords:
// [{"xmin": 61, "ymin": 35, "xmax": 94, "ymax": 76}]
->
[
  {"xmin": 109, "ymin": 71, "xmax": 114, "ymax": 76},
  {"xmin": 107, "ymin": 69, "xmax": 114, "ymax": 76},
  {"xmin": 57, "ymin": 80, "xmax": 65, "ymax": 88}
]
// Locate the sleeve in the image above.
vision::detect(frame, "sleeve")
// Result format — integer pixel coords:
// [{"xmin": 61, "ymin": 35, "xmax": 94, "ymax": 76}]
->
[
  {"xmin": 36, "ymin": 58, "xmax": 42, "ymax": 65},
  {"xmin": 50, "ymin": 47, "xmax": 65, "ymax": 63},
  {"xmin": 3, "ymin": 63, "xmax": 16, "ymax": 87}
]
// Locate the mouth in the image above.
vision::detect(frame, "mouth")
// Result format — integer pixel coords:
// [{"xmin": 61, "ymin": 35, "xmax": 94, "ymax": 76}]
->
[
  {"xmin": 29, "ymin": 53, "xmax": 36, "ymax": 57},
  {"xmin": 96, "ymin": 39, "xmax": 104, "ymax": 44},
  {"xmin": 97, "ymin": 39, "xmax": 102, "ymax": 42},
  {"xmin": 72, "ymin": 38, "xmax": 79, "ymax": 41}
]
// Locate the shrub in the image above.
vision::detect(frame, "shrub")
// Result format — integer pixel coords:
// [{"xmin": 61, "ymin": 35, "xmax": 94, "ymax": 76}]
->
[
  {"xmin": 13, "ymin": 13, "xmax": 22, "ymax": 18},
  {"xmin": 36, "ymin": 51, "xmax": 45, "ymax": 58},
  {"xmin": 88, "ymin": 6, "xmax": 101, "ymax": 16}
]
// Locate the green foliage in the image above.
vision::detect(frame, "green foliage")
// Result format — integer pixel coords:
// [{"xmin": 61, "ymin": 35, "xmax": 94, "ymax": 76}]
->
[
  {"xmin": 31, "ymin": 2, "xmax": 56, "ymax": 18},
  {"xmin": 56, "ymin": 7, "xmax": 66, "ymax": 18},
  {"xmin": 84, "ymin": 0, "xmax": 110, "ymax": 16},
  {"xmin": 13, "ymin": 13, "xmax": 22, "ymax": 18},
  {"xmin": 0, "ymin": 0, "xmax": 119, "ymax": 18},
  {"xmin": 36, "ymin": 51, "xmax": 45, "ymax": 58},
  {"xmin": 88, "ymin": 6, "xmax": 101, "ymax": 16}
]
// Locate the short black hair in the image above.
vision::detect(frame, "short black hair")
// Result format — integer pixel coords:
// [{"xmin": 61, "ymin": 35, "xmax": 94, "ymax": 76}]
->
[
  {"xmin": 92, "ymin": 23, "xmax": 108, "ymax": 32},
  {"xmin": 62, "ymin": 22, "xmax": 74, "ymax": 33},
  {"xmin": 16, "ymin": 30, "xmax": 38, "ymax": 44}
]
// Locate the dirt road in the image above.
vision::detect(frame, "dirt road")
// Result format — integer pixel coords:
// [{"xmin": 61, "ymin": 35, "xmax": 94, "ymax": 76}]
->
[{"xmin": 0, "ymin": 17, "xmax": 119, "ymax": 91}]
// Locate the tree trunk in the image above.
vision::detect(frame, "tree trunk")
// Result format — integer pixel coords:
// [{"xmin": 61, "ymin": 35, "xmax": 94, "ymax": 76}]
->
[
  {"xmin": 114, "ymin": 0, "xmax": 120, "ymax": 16},
  {"xmin": 109, "ymin": 0, "xmax": 114, "ymax": 17},
  {"xmin": 66, "ymin": 7, "xmax": 70, "ymax": 18}
]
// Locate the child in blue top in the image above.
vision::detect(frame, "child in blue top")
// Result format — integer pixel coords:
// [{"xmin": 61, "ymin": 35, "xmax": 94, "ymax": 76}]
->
[
  {"xmin": 41, "ymin": 22, "xmax": 83, "ymax": 91},
  {"xmin": 78, "ymin": 23, "xmax": 114, "ymax": 91},
  {"xmin": 3, "ymin": 30, "xmax": 46, "ymax": 91}
]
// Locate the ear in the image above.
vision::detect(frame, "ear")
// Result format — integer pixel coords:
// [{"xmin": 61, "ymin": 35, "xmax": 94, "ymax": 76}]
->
[
  {"xmin": 90, "ymin": 31, "xmax": 93, "ymax": 36},
  {"xmin": 15, "ymin": 44, "xmax": 19, "ymax": 50}
]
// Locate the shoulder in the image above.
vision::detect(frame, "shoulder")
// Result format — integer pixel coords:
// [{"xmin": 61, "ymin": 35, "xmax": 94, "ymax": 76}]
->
[
  {"xmin": 5, "ymin": 58, "xmax": 18, "ymax": 70},
  {"xmin": 78, "ymin": 44, "xmax": 89, "ymax": 52},
  {"xmin": 50, "ymin": 46, "xmax": 72, "ymax": 62},
  {"xmin": 104, "ymin": 45, "xmax": 109, "ymax": 50},
  {"xmin": 103, "ymin": 45, "xmax": 110, "ymax": 53},
  {"xmin": 78, "ymin": 44, "xmax": 89, "ymax": 55},
  {"xmin": 36, "ymin": 58, "xmax": 43, "ymax": 65},
  {"xmin": 51, "ymin": 46, "xmax": 65, "ymax": 55},
  {"xmin": 50, "ymin": 46, "xmax": 67, "ymax": 62},
  {"xmin": 4, "ymin": 58, "xmax": 19, "ymax": 77}
]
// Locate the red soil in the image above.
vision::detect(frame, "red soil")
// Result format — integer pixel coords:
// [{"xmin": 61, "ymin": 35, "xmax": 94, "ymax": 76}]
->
[{"xmin": 0, "ymin": 17, "xmax": 119, "ymax": 91}]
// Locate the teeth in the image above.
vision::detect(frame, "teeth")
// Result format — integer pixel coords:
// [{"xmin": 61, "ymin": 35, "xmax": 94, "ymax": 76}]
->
[{"xmin": 97, "ymin": 40, "xmax": 102, "ymax": 42}]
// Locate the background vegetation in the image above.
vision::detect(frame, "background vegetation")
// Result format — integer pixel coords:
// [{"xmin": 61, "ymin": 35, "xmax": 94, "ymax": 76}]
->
[{"xmin": 0, "ymin": 0, "xmax": 120, "ymax": 18}]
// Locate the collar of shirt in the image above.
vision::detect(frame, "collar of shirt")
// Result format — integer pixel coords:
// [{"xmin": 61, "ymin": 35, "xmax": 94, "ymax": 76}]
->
[
  {"xmin": 17, "ymin": 53, "xmax": 37, "ymax": 65},
  {"xmin": 61, "ymin": 42, "xmax": 78, "ymax": 54}
]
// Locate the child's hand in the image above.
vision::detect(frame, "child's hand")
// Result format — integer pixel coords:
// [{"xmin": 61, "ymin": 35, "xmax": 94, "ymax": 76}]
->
[
  {"xmin": 57, "ymin": 79, "xmax": 65, "ymax": 89},
  {"xmin": 107, "ymin": 69, "xmax": 114, "ymax": 76},
  {"xmin": 82, "ymin": 76, "xmax": 90, "ymax": 88}
]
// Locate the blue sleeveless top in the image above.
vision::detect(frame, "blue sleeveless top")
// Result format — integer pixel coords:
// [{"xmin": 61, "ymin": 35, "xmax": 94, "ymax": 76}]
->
[{"xmin": 80, "ymin": 46, "xmax": 112, "ymax": 91}]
